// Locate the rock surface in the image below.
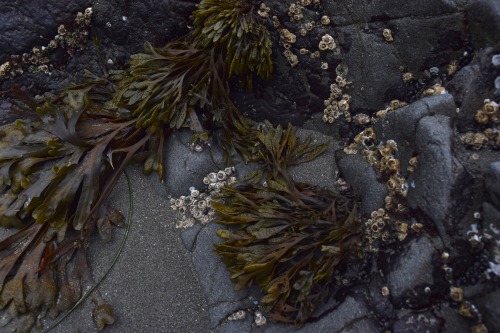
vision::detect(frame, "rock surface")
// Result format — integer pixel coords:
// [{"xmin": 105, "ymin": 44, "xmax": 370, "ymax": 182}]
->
[{"xmin": 0, "ymin": 0, "xmax": 499, "ymax": 333}]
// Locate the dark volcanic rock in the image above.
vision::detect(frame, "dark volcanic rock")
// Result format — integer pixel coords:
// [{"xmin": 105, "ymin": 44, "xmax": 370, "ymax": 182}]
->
[
  {"xmin": 438, "ymin": 306, "xmax": 470, "ymax": 333},
  {"xmin": 393, "ymin": 310, "xmax": 441, "ymax": 333},
  {"xmin": 336, "ymin": 152, "xmax": 387, "ymax": 216},
  {"xmin": 335, "ymin": 25, "xmax": 404, "ymax": 112},
  {"xmin": 467, "ymin": 0, "xmax": 500, "ymax": 48},
  {"xmin": 0, "ymin": 0, "xmax": 92, "ymax": 56},
  {"xmin": 474, "ymin": 288, "xmax": 500, "ymax": 332},
  {"xmin": 322, "ymin": 0, "xmax": 469, "ymax": 25},
  {"xmin": 484, "ymin": 161, "xmax": 500, "ymax": 207},
  {"xmin": 446, "ymin": 46, "xmax": 500, "ymax": 132},
  {"xmin": 91, "ymin": 0, "xmax": 196, "ymax": 58}
]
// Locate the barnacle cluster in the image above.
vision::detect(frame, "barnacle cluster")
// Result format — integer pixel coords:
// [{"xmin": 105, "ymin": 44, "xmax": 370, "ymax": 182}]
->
[
  {"xmin": 363, "ymin": 139, "xmax": 410, "ymax": 213},
  {"xmin": 322, "ymin": 75, "xmax": 353, "ymax": 123},
  {"xmin": 280, "ymin": 29, "xmax": 299, "ymax": 66},
  {"xmin": 373, "ymin": 99, "xmax": 408, "ymax": 121},
  {"xmin": 447, "ymin": 60, "xmax": 459, "ymax": 76},
  {"xmin": 318, "ymin": 34, "xmax": 336, "ymax": 51},
  {"xmin": 460, "ymin": 100, "xmax": 500, "ymax": 149},
  {"xmin": 257, "ymin": 2, "xmax": 271, "ymax": 18},
  {"xmin": 423, "ymin": 83, "xmax": 447, "ymax": 96},
  {"xmin": 353, "ymin": 113, "xmax": 371, "ymax": 125},
  {"xmin": 0, "ymin": 8, "xmax": 92, "ymax": 79},
  {"xmin": 55, "ymin": 7, "xmax": 93, "ymax": 54},
  {"xmin": 228, "ymin": 309, "xmax": 246, "ymax": 321},
  {"xmin": 172, "ymin": 167, "xmax": 237, "ymax": 229},
  {"xmin": 288, "ymin": 3, "xmax": 304, "ymax": 22},
  {"xmin": 254, "ymin": 311, "xmax": 267, "ymax": 326},
  {"xmin": 342, "ymin": 128, "xmax": 420, "ymax": 251},
  {"xmin": 365, "ymin": 208, "xmax": 390, "ymax": 240},
  {"xmin": 343, "ymin": 127, "xmax": 376, "ymax": 154}
]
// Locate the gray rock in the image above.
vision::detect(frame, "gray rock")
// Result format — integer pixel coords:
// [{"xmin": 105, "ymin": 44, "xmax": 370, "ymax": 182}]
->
[
  {"xmin": 474, "ymin": 288, "xmax": 500, "ymax": 332},
  {"xmin": 438, "ymin": 306, "xmax": 470, "ymax": 333},
  {"xmin": 191, "ymin": 222, "xmax": 249, "ymax": 327},
  {"xmin": 44, "ymin": 164, "xmax": 211, "ymax": 333},
  {"xmin": 484, "ymin": 161, "xmax": 500, "ymax": 207},
  {"xmin": 407, "ymin": 115, "xmax": 470, "ymax": 243},
  {"xmin": 180, "ymin": 222, "xmax": 203, "ymax": 252},
  {"xmin": 393, "ymin": 310, "xmax": 441, "ymax": 333},
  {"xmin": 467, "ymin": 0, "xmax": 500, "ymax": 48},
  {"xmin": 375, "ymin": 94, "xmax": 457, "ymax": 172},
  {"xmin": 386, "ymin": 237, "xmax": 437, "ymax": 304},
  {"xmin": 162, "ymin": 129, "xmax": 225, "ymax": 197},
  {"xmin": 263, "ymin": 296, "xmax": 378, "ymax": 333},
  {"xmin": 336, "ymin": 152, "xmax": 387, "ymax": 216},
  {"xmin": 446, "ymin": 47, "xmax": 500, "ymax": 132},
  {"xmin": 368, "ymin": 275, "xmax": 394, "ymax": 319},
  {"xmin": 390, "ymin": 12, "xmax": 467, "ymax": 74},
  {"xmin": 288, "ymin": 128, "xmax": 339, "ymax": 191}
]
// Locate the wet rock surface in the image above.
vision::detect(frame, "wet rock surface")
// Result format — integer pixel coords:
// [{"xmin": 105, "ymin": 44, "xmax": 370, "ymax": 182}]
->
[{"xmin": 1, "ymin": 0, "xmax": 499, "ymax": 333}]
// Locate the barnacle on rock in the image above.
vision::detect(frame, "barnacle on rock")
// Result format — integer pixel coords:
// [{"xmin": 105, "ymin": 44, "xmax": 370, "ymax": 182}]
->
[
  {"xmin": 383, "ymin": 28, "xmax": 394, "ymax": 42},
  {"xmin": 402, "ymin": 72, "xmax": 414, "ymax": 82},
  {"xmin": 423, "ymin": 83, "xmax": 447, "ymax": 96},
  {"xmin": 280, "ymin": 29, "xmax": 297, "ymax": 44},
  {"xmin": 318, "ymin": 34, "xmax": 336, "ymax": 51},
  {"xmin": 321, "ymin": 15, "xmax": 331, "ymax": 25}
]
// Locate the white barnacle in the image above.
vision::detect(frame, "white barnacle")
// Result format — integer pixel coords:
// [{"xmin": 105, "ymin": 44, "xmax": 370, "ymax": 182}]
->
[
  {"xmin": 217, "ymin": 170, "xmax": 227, "ymax": 181},
  {"xmin": 208, "ymin": 172, "xmax": 218, "ymax": 183}
]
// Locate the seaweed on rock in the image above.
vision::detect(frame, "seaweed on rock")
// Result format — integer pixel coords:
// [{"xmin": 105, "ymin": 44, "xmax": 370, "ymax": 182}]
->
[
  {"xmin": 0, "ymin": 0, "xmax": 275, "ymax": 331},
  {"xmin": 0, "ymin": 76, "xmax": 146, "ymax": 331},
  {"xmin": 213, "ymin": 123, "xmax": 364, "ymax": 325}
]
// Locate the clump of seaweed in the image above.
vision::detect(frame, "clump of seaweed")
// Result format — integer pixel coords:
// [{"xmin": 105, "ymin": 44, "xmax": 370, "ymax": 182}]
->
[
  {"xmin": 212, "ymin": 123, "xmax": 363, "ymax": 325},
  {"xmin": 0, "ymin": 75, "xmax": 148, "ymax": 331},
  {"xmin": 193, "ymin": 0, "xmax": 273, "ymax": 88},
  {"xmin": 0, "ymin": 0, "xmax": 274, "ymax": 331},
  {"xmin": 113, "ymin": 0, "xmax": 273, "ymax": 163}
]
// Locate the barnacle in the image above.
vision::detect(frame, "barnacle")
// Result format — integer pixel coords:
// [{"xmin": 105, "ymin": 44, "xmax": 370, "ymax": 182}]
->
[
  {"xmin": 383, "ymin": 28, "xmax": 393, "ymax": 42},
  {"xmin": 402, "ymin": 72, "xmax": 414, "ymax": 82}
]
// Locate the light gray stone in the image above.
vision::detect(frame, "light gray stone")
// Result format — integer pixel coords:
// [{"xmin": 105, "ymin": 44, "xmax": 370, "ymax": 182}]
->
[
  {"xmin": 336, "ymin": 152, "xmax": 387, "ymax": 216},
  {"xmin": 386, "ymin": 237, "xmax": 436, "ymax": 303}
]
